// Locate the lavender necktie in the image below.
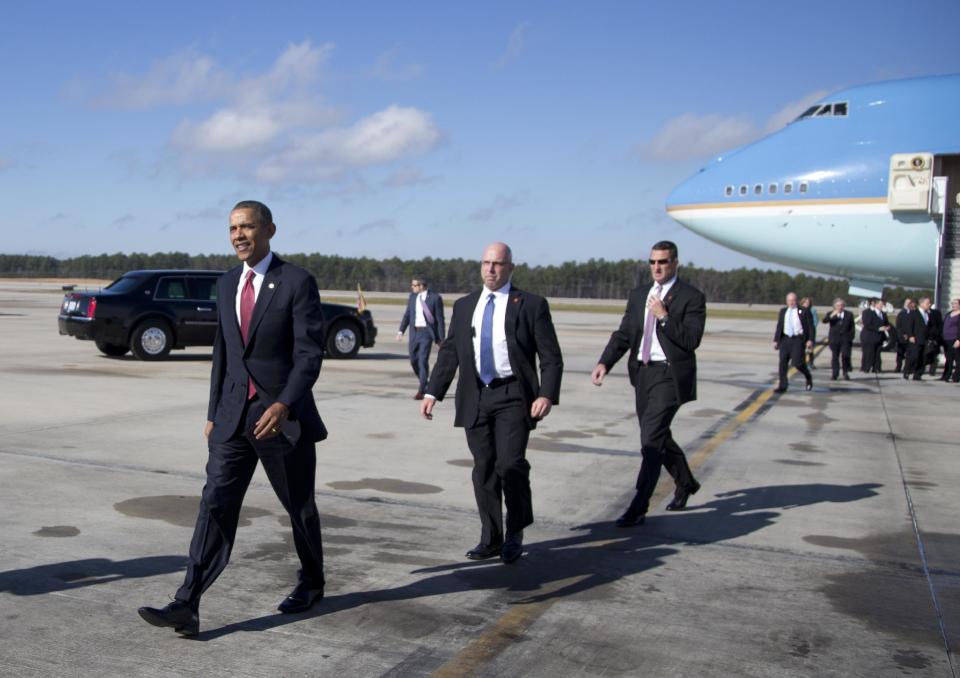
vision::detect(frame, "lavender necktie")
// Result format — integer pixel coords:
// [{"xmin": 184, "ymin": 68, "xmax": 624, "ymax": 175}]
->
[
  {"xmin": 641, "ymin": 284, "xmax": 661, "ymax": 364},
  {"xmin": 419, "ymin": 294, "xmax": 435, "ymax": 325}
]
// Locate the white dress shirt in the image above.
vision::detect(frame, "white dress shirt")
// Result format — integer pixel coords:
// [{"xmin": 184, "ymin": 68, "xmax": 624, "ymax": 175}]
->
[
  {"xmin": 235, "ymin": 251, "xmax": 273, "ymax": 323},
  {"xmin": 472, "ymin": 282, "xmax": 514, "ymax": 378},
  {"xmin": 784, "ymin": 307, "xmax": 802, "ymax": 336},
  {"xmin": 415, "ymin": 290, "xmax": 428, "ymax": 328},
  {"xmin": 637, "ymin": 276, "xmax": 676, "ymax": 363}
]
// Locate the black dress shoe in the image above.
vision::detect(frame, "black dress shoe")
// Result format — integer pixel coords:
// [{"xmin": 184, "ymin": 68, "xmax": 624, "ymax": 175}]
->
[
  {"xmin": 465, "ymin": 543, "xmax": 501, "ymax": 560},
  {"xmin": 843, "ymin": 373, "xmax": 850, "ymax": 381},
  {"xmin": 278, "ymin": 582, "xmax": 324, "ymax": 613},
  {"xmin": 615, "ymin": 512, "xmax": 645, "ymax": 527},
  {"xmin": 501, "ymin": 531, "xmax": 524, "ymax": 564},
  {"xmin": 805, "ymin": 382, "xmax": 813, "ymax": 391},
  {"xmin": 913, "ymin": 375, "xmax": 923, "ymax": 381},
  {"xmin": 138, "ymin": 600, "xmax": 199, "ymax": 636},
  {"xmin": 666, "ymin": 479, "xmax": 701, "ymax": 511},
  {"xmin": 774, "ymin": 386, "xmax": 787, "ymax": 393}
]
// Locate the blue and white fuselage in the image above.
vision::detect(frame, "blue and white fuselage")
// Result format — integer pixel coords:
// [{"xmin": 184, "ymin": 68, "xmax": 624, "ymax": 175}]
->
[{"xmin": 666, "ymin": 74, "xmax": 960, "ymax": 294}]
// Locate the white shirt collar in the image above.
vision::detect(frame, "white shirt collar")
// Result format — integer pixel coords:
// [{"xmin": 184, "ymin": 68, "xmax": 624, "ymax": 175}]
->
[
  {"xmin": 242, "ymin": 251, "xmax": 273, "ymax": 278},
  {"xmin": 483, "ymin": 281, "xmax": 512, "ymax": 297}
]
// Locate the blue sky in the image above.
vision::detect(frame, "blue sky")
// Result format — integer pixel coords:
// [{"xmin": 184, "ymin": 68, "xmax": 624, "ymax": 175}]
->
[{"xmin": 4, "ymin": 1, "xmax": 960, "ymax": 269}]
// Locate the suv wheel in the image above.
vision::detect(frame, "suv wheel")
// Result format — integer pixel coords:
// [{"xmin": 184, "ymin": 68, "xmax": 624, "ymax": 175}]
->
[
  {"xmin": 96, "ymin": 340, "xmax": 129, "ymax": 357},
  {"xmin": 131, "ymin": 319, "xmax": 173, "ymax": 360},
  {"xmin": 326, "ymin": 319, "xmax": 360, "ymax": 359}
]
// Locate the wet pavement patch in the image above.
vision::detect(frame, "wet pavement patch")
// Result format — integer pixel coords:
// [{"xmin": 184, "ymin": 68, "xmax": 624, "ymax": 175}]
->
[
  {"xmin": 789, "ymin": 442, "xmax": 823, "ymax": 454},
  {"xmin": 542, "ymin": 430, "xmax": 592, "ymax": 439},
  {"xmin": 327, "ymin": 478, "xmax": 443, "ymax": 494},
  {"xmin": 114, "ymin": 495, "xmax": 273, "ymax": 528},
  {"xmin": 371, "ymin": 551, "xmax": 449, "ymax": 567},
  {"xmin": 691, "ymin": 408, "xmax": 727, "ymax": 418},
  {"xmin": 32, "ymin": 526, "xmax": 79, "ymax": 538},
  {"xmin": 367, "ymin": 432, "xmax": 396, "ymax": 439},
  {"xmin": 527, "ymin": 438, "xmax": 640, "ymax": 458},
  {"xmin": 446, "ymin": 459, "xmax": 473, "ymax": 468},
  {"xmin": 774, "ymin": 459, "xmax": 826, "ymax": 467}
]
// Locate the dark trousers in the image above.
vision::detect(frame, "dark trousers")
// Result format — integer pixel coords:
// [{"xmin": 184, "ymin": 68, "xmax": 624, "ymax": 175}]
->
[
  {"xmin": 861, "ymin": 336, "xmax": 882, "ymax": 372},
  {"xmin": 408, "ymin": 328, "xmax": 434, "ymax": 392},
  {"xmin": 464, "ymin": 380, "xmax": 532, "ymax": 546},
  {"xmin": 895, "ymin": 341, "xmax": 909, "ymax": 372},
  {"xmin": 829, "ymin": 339, "xmax": 852, "ymax": 378},
  {"xmin": 176, "ymin": 396, "xmax": 325, "ymax": 606},
  {"xmin": 943, "ymin": 342, "xmax": 960, "ymax": 381},
  {"xmin": 625, "ymin": 363, "xmax": 695, "ymax": 517},
  {"xmin": 778, "ymin": 336, "xmax": 812, "ymax": 389},
  {"xmin": 906, "ymin": 342, "xmax": 926, "ymax": 379}
]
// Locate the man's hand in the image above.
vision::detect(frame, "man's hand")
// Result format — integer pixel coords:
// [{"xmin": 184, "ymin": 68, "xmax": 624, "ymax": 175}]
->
[
  {"xmin": 954, "ymin": 340, "xmax": 959, "ymax": 349},
  {"xmin": 204, "ymin": 420, "xmax": 214, "ymax": 439},
  {"xmin": 806, "ymin": 340, "xmax": 813, "ymax": 349},
  {"xmin": 773, "ymin": 342, "xmax": 779, "ymax": 350},
  {"xmin": 420, "ymin": 397, "xmax": 435, "ymax": 420},
  {"xmin": 396, "ymin": 331, "xmax": 404, "ymax": 342},
  {"xmin": 647, "ymin": 295, "xmax": 667, "ymax": 320},
  {"xmin": 591, "ymin": 363, "xmax": 607, "ymax": 386},
  {"xmin": 530, "ymin": 397, "xmax": 552, "ymax": 420},
  {"xmin": 253, "ymin": 402, "xmax": 289, "ymax": 440},
  {"xmin": 909, "ymin": 337, "xmax": 917, "ymax": 344}
]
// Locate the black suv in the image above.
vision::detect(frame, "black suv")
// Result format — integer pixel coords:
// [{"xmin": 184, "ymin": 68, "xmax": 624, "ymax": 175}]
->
[{"xmin": 58, "ymin": 269, "xmax": 377, "ymax": 360}]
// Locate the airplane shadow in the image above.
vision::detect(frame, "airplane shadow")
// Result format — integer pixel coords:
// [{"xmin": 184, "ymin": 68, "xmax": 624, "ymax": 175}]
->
[
  {"xmin": 195, "ymin": 481, "xmax": 881, "ymax": 640},
  {"xmin": 0, "ymin": 556, "xmax": 187, "ymax": 596}
]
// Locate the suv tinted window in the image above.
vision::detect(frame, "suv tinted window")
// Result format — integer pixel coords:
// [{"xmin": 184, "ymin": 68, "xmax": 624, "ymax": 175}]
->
[
  {"xmin": 156, "ymin": 277, "xmax": 188, "ymax": 300},
  {"xmin": 188, "ymin": 276, "xmax": 219, "ymax": 301},
  {"xmin": 104, "ymin": 275, "xmax": 146, "ymax": 294}
]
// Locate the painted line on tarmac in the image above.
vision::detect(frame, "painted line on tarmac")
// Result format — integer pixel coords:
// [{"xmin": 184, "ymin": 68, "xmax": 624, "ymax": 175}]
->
[{"xmin": 430, "ymin": 345, "xmax": 829, "ymax": 676}]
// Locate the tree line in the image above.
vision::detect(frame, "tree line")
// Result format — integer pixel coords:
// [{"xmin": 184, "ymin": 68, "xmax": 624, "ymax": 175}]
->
[{"xmin": 0, "ymin": 252, "xmax": 929, "ymax": 304}]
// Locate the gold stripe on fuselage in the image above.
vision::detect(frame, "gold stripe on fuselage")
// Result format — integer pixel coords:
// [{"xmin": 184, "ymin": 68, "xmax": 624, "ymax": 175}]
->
[{"xmin": 666, "ymin": 197, "xmax": 887, "ymax": 212}]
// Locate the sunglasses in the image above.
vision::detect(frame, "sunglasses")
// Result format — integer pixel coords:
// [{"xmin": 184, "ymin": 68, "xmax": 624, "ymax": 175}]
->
[{"xmin": 648, "ymin": 258, "xmax": 673, "ymax": 265}]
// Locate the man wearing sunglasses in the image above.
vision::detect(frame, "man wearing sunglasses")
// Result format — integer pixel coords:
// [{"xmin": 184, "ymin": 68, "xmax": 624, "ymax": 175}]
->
[{"xmin": 591, "ymin": 241, "xmax": 706, "ymax": 526}]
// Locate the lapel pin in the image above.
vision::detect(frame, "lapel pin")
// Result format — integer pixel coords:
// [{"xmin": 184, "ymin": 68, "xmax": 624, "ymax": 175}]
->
[
  {"xmin": 512, "ymin": 296, "xmax": 520, "ymax": 303},
  {"xmin": 268, "ymin": 283, "xmax": 275, "ymax": 289}
]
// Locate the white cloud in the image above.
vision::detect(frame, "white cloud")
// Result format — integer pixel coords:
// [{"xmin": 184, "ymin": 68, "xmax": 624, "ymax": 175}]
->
[
  {"xmin": 370, "ymin": 46, "xmax": 423, "ymax": 81},
  {"xmin": 469, "ymin": 191, "xmax": 529, "ymax": 222},
  {"xmin": 90, "ymin": 51, "xmax": 228, "ymax": 109},
  {"xmin": 496, "ymin": 22, "xmax": 531, "ymax": 68},
  {"xmin": 640, "ymin": 89, "xmax": 831, "ymax": 161},
  {"xmin": 173, "ymin": 109, "xmax": 280, "ymax": 152},
  {"xmin": 256, "ymin": 105, "xmax": 441, "ymax": 182}
]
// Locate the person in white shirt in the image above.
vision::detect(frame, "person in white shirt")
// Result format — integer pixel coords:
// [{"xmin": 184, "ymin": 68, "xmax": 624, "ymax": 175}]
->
[
  {"xmin": 397, "ymin": 276, "xmax": 445, "ymax": 399},
  {"xmin": 773, "ymin": 292, "xmax": 814, "ymax": 393}
]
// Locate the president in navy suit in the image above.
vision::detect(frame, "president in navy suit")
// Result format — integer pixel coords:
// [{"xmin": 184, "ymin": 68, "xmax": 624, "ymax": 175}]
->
[
  {"xmin": 397, "ymin": 275, "xmax": 445, "ymax": 399},
  {"xmin": 421, "ymin": 242, "xmax": 563, "ymax": 564},
  {"xmin": 139, "ymin": 201, "xmax": 327, "ymax": 636}
]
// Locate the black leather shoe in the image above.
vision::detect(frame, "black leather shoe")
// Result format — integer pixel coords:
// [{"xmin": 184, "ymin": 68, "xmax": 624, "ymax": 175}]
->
[
  {"xmin": 501, "ymin": 532, "xmax": 524, "ymax": 564},
  {"xmin": 138, "ymin": 600, "xmax": 199, "ymax": 636},
  {"xmin": 615, "ymin": 512, "xmax": 645, "ymax": 527},
  {"xmin": 805, "ymin": 382, "xmax": 813, "ymax": 391},
  {"xmin": 843, "ymin": 373, "xmax": 850, "ymax": 381},
  {"xmin": 913, "ymin": 375, "xmax": 922, "ymax": 381},
  {"xmin": 666, "ymin": 479, "xmax": 701, "ymax": 511},
  {"xmin": 278, "ymin": 582, "xmax": 324, "ymax": 613},
  {"xmin": 774, "ymin": 386, "xmax": 787, "ymax": 393},
  {"xmin": 465, "ymin": 543, "xmax": 501, "ymax": 560}
]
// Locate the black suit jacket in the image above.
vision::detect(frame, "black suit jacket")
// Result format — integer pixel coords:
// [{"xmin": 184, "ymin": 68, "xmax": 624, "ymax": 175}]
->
[
  {"xmin": 774, "ymin": 306, "xmax": 814, "ymax": 344},
  {"xmin": 928, "ymin": 308, "xmax": 944, "ymax": 343},
  {"xmin": 207, "ymin": 255, "xmax": 327, "ymax": 445},
  {"xmin": 860, "ymin": 308, "xmax": 887, "ymax": 344},
  {"xmin": 426, "ymin": 286, "xmax": 563, "ymax": 430},
  {"xmin": 399, "ymin": 289, "xmax": 445, "ymax": 343},
  {"xmin": 905, "ymin": 308, "xmax": 933, "ymax": 345},
  {"xmin": 824, "ymin": 310, "xmax": 855, "ymax": 344},
  {"xmin": 895, "ymin": 309, "xmax": 912, "ymax": 343},
  {"xmin": 598, "ymin": 278, "xmax": 706, "ymax": 405}
]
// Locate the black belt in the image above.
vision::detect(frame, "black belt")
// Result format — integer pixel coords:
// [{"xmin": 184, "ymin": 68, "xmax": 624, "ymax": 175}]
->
[
  {"xmin": 637, "ymin": 360, "xmax": 668, "ymax": 368},
  {"xmin": 480, "ymin": 376, "xmax": 517, "ymax": 388}
]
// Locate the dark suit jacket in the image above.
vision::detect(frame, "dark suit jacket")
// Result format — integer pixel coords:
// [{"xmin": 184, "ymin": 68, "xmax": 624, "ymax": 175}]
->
[
  {"xmin": 905, "ymin": 308, "xmax": 939, "ymax": 345},
  {"xmin": 824, "ymin": 310, "xmax": 855, "ymax": 345},
  {"xmin": 598, "ymin": 278, "xmax": 706, "ymax": 405},
  {"xmin": 895, "ymin": 308, "xmax": 912, "ymax": 344},
  {"xmin": 426, "ymin": 286, "xmax": 563, "ymax": 430},
  {"xmin": 928, "ymin": 308, "xmax": 944, "ymax": 344},
  {"xmin": 399, "ymin": 289, "xmax": 445, "ymax": 343},
  {"xmin": 860, "ymin": 308, "xmax": 887, "ymax": 344},
  {"xmin": 774, "ymin": 306, "xmax": 814, "ymax": 344},
  {"xmin": 207, "ymin": 255, "xmax": 327, "ymax": 445}
]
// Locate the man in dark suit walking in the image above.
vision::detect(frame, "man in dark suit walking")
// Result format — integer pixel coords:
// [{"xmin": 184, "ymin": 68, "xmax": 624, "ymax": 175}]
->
[
  {"xmin": 421, "ymin": 242, "xmax": 563, "ymax": 564},
  {"xmin": 591, "ymin": 241, "xmax": 706, "ymax": 526},
  {"xmin": 823, "ymin": 297, "xmax": 855, "ymax": 381},
  {"xmin": 397, "ymin": 275, "xmax": 445, "ymax": 399},
  {"xmin": 904, "ymin": 296, "xmax": 936, "ymax": 381},
  {"xmin": 773, "ymin": 292, "xmax": 814, "ymax": 392},
  {"xmin": 139, "ymin": 201, "xmax": 328, "ymax": 636},
  {"xmin": 895, "ymin": 298, "xmax": 914, "ymax": 373},
  {"xmin": 859, "ymin": 298, "xmax": 890, "ymax": 373}
]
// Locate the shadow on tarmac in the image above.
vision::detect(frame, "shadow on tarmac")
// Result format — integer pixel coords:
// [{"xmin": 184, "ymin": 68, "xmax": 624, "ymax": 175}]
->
[
  {"xmin": 0, "ymin": 556, "xmax": 187, "ymax": 595},
  {"xmin": 190, "ymin": 482, "xmax": 881, "ymax": 641}
]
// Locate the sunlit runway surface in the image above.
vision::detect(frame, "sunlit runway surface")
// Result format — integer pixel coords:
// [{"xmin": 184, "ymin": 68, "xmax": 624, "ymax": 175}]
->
[{"xmin": 1, "ymin": 281, "xmax": 957, "ymax": 677}]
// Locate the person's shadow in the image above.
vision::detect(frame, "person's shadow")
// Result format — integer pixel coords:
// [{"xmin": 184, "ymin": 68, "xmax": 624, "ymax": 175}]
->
[
  {"xmin": 195, "ymin": 482, "xmax": 881, "ymax": 640},
  {"xmin": 0, "ymin": 556, "xmax": 187, "ymax": 596}
]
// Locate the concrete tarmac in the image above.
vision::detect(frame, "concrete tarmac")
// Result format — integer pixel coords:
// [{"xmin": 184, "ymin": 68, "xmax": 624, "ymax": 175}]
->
[{"xmin": 1, "ymin": 281, "xmax": 958, "ymax": 677}]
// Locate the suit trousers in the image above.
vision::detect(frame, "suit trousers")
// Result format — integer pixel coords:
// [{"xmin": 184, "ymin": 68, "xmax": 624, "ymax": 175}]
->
[
  {"xmin": 463, "ymin": 379, "xmax": 532, "ymax": 546},
  {"xmin": 829, "ymin": 339, "xmax": 852, "ymax": 378},
  {"xmin": 895, "ymin": 340, "xmax": 909, "ymax": 372},
  {"xmin": 778, "ymin": 336, "xmax": 812, "ymax": 389},
  {"xmin": 861, "ymin": 336, "xmax": 883, "ymax": 372},
  {"xmin": 408, "ymin": 327, "xmax": 433, "ymax": 392},
  {"xmin": 176, "ymin": 396, "xmax": 325, "ymax": 606},
  {"xmin": 626, "ymin": 363, "xmax": 695, "ymax": 516},
  {"xmin": 942, "ymin": 342, "xmax": 960, "ymax": 381},
  {"xmin": 906, "ymin": 342, "xmax": 926, "ymax": 379}
]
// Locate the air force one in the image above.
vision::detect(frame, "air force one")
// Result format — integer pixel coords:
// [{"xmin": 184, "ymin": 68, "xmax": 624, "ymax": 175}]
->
[{"xmin": 666, "ymin": 74, "xmax": 960, "ymax": 304}]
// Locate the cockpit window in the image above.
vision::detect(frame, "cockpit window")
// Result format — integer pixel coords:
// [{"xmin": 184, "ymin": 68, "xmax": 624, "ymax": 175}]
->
[
  {"xmin": 833, "ymin": 102, "xmax": 848, "ymax": 116},
  {"xmin": 795, "ymin": 101, "xmax": 849, "ymax": 121},
  {"xmin": 797, "ymin": 105, "xmax": 820, "ymax": 120}
]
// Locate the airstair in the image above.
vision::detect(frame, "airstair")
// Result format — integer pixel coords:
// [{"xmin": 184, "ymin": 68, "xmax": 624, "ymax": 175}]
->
[{"xmin": 936, "ymin": 207, "xmax": 960, "ymax": 309}]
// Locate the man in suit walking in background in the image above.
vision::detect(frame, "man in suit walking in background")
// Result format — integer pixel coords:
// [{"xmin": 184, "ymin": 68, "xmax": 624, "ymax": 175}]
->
[
  {"xmin": 773, "ymin": 292, "xmax": 814, "ymax": 393},
  {"xmin": 895, "ymin": 298, "xmax": 914, "ymax": 373},
  {"xmin": 139, "ymin": 201, "xmax": 328, "ymax": 636},
  {"xmin": 421, "ymin": 242, "xmax": 563, "ymax": 564},
  {"xmin": 397, "ymin": 275, "xmax": 445, "ymax": 399},
  {"xmin": 905, "ymin": 296, "xmax": 936, "ymax": 381},
  {"xmin": 860, "ymin": 298, "xmax": 890, "ymax": 373},
  {"xmin": 592, "ymin": 240, "xmax": 706, "ymax": 526},
  {"xmin": 824, "ymin": 297, "xmax": 855, "ymax": 381}
]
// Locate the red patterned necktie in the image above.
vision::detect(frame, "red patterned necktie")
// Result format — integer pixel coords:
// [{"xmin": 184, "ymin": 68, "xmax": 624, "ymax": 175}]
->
[{"xmin": 239, "ymin": 270, "xmax": 256, "ymax": 399}]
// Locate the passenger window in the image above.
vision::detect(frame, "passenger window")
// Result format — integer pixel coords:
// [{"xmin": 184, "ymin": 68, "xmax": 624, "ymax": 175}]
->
[
  {"xmin": 725, "ymin": 185, "xmax": 734, "ymax": 197},
  {"xmin": 188, "ymin": 277, "xmax": 218, "ymax": 301},
  {"xmin": 769, "ymin": 183, "xmax": 778, "ymax": 194},
  {"xmin": 799, "ymin": 182, "xmax": 809, "ymax": 193},
  {"xmin": 156, "ymin": 277, "xmax": 188, "ymax": 300},
  {"xmin": 784, "ymin": 182, "xmax": 793, "ymax": 194},
  {"xmin": 833, "ymin": 102, "xmax": 848, "ymax": 116},
  {"xmin": 754, "ymin": 184, "xmax": 763, "ymax": 195},
  {"xmin": 815, "ymin": 105, "xmax": 831, "ymax": 116},
  {"xmin": 739, "ymin": 185, "xmax": 748, "ymax": 196}
]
